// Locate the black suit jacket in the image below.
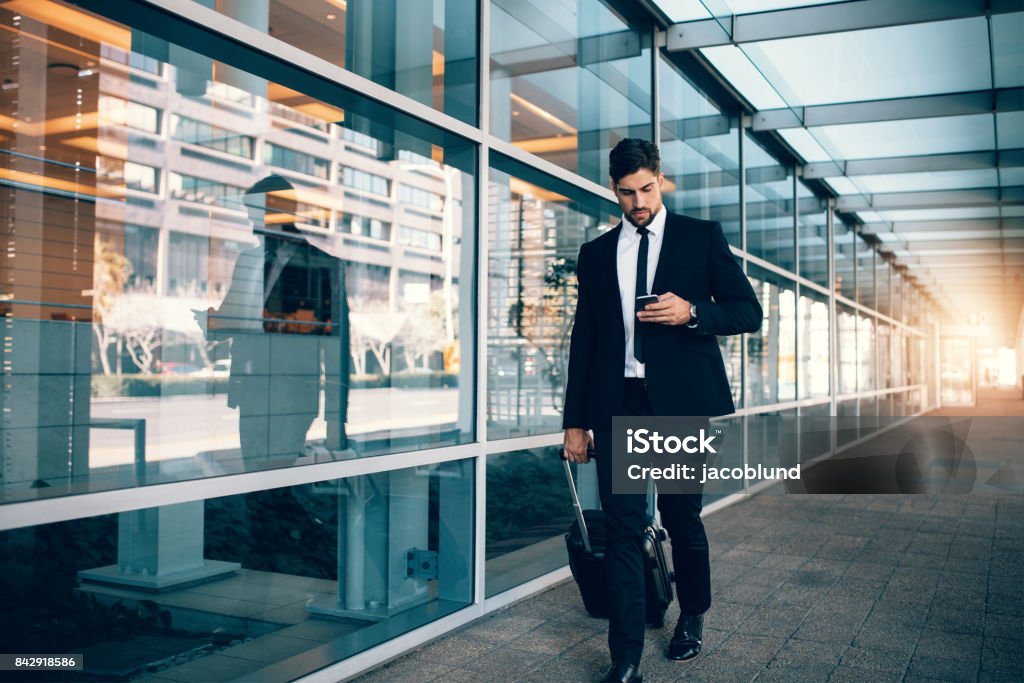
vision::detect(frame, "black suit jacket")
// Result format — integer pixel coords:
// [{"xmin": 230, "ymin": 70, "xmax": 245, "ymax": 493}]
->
[{"xmin": 562, "ymin": 212, "xmax": 762, "ymax": 431}]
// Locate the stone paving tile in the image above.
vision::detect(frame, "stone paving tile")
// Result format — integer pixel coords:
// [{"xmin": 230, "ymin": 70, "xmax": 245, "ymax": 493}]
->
[
  {"xmin": 711, "ymin": 633, "xmax": 787, "ymax": 669},
  {"xmin": 826, "ymin": 576, "xmax": 887, "ymax": 600},
  {"xmin": 754, "ymin": 661, "xmax": 835, "ymax": 682},
  {"xmin": 851, "ymin": 620, "xmax": 921, "ymax": 653},
  {"xmin": 459, "ymin": 645, "xmax": 554, "ymax": 677},
  {"xmin": 986, "ymin": 590, "xmax": 1024, "ymax": 617},
  {"xmin": 984, "ymin": 612, "xmax": 1024, "ymax": 643},
  {"xmin": 506, "ymin": 619, "xmax": 601, "ymax": 656},
  {"xmin": 458, "ymin": 613, "xmax": 549, "ymax": 643},
  {"xmin": 909, "ymin": 653, "xmax": 981, "ymax": 681},
  {"xmin": 838, "ymin": 644, "xmax": 912, "ymax": 673},
  {"xmin": 734, "ymin": 600, "xmax": 811, "ymax": 638},
  {"xmin": 406, "ymin": 633, "xmax": 501, "ymax": 667},
  {"xmin": 350, "ymin": 657, "xmax": 452, "ymax": 683},
  {"xmin": 755, "ymin": 552, "xmax": 807, "ymax": 572},
  {"xmin": 702, "ymin": 600, "xmax": 755, "ymax": 632},
  {"xmin": 914, "ymin": 628, "xmax": 983, "ymax": 663},
  {"xmin": 981, "ymin": 635, "xmax": 1024, "ymax": 678},
  {"xmin": 514, "ymin": 657, "xmax": 599, "ymax": 683},
  {"xmin": 827, "ymin": 664, "xmax": 904, "ymax": 682},
  {"xmin": 432, "ymin": 667, "xmax": 494, "ymax": 682},
  {"xmin": 975, "ymin": 675, "xmax": 1021, "ymax": 683},
  {"xmin": 924, "ymin": 605, "xmax": 985, "ymax": 636}
]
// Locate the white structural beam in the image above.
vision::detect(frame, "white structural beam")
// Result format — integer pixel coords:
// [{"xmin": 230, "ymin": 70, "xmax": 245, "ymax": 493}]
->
[
  {"xmin": 805, "ymin": 149, "xmax": 1024, "ymax": 180},
  {"xmin": 862, "ymin": 218, "xmax": 1024, "ymax": 235},
  {"xmin": 666, "ymin": 0, "xmax": 1024, "ymax": 50},
  {"xmin": 754, "ymin": 88, "xmax": 1024, "ymax": 132},
  {"xmin": 836, "ymin": 186, "xmax": 1024, "ymax": 212}
]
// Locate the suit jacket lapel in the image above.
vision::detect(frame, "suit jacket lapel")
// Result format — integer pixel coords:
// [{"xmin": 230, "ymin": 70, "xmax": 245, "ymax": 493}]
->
[
  {"xmin": 604, "ymin": 223, "xmax": 626, "ymax": 342},
  {"xmin": 651, "ymin": 212, "xmax": 677, "ymax": 296}
]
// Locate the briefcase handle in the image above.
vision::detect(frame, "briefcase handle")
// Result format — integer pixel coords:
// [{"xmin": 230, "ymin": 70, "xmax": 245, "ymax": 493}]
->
[{"xmin": 560, "ymin": 447, "xmax": 595, "ymax": 553}]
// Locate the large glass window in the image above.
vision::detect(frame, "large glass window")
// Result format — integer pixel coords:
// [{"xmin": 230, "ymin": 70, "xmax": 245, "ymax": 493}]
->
[
  {"xmin": 0, "ymin": 3, "xmax": 476, "ymax": 500},
  {"xmin": 876, "ymin": 258, "xmax": 891, "ymax": 318},
  {"xmin": 487, "ymin": 154, "xmax": 618, "ymax": 439},
  {"xmin": 745, "ymin": 133, "xmax": 795, "ymax": 272},
  {"xmin": 341, "ymin": 213, "xmax": 392, "ymax": 241},
  {"xmin": 490, "ymin": 0, "xmax": 652, "ymax": 184},
  {"xmin": 173, "ymin": 115, "xmax": 255, "ymax": 159},
  {"xmin": 342, "ymin": 167, "xmax": 391, "ymax": 197},
  {"xmin": 797, "ymin": 181, "xmax": 829, "ymax": 287},
  {"xmin": 746, "ymin": 265, "xmax": 797, "ymax": 406},
  {"xmin": 891, "ymin": 271, "xmax": 904, "ymax": 323},
  {"xmin": 100, "ymin": 95, "xmax": 161, "ymax": 134},
  {"xmin": 196, "ymin": 0, "xmax": 478, "ymax": 125},
  {"xmin": 659, "ymin": 55, "xmax": 741, "ymax": 247},
  {"xmin": 855, "ymin": 236, "xmax": 875, "ymax": 309},
  {"xmin": 0, "ymin": 459, "xmax": 474, "ymax": 681},
  {"xmin": 834, "ymin": 218, "xmax": 856, "ymax": 301},
  {"xmin": 798, "ymin": 288, "xmax": 829, "ymax": 399},
  {"xmin": 837, "ymin": 303, "xmax": 858, "ymax": 395},
  {"xmin": 877, "ymin": 322, "xmax": 893, "ymax": 390},
  {"xmin": 486, "ymin": 446, "xmax": 574, "ymax": 597},
  {"xmin": 169, "ymin": 173, "xmax": 247, "ymax": 209},
  {"xmin": 264, "ymin": 142, "xmax": 330, "ymax": 180},
  {"xmin": 858, "ymin": 315, "xmax": 877, "ymax": 392}
]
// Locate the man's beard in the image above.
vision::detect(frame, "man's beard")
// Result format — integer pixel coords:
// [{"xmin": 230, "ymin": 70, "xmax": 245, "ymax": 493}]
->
[{"xmin": 624, "ymin": 206, "xmax": 658, "ymax": 229}]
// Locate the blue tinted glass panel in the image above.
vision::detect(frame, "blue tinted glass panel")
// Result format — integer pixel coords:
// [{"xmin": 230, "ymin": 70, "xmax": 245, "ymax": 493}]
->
[
  {"xmin": 0, "ymin": 5, "xmax": 477, "ymax": 501},
  {"xmin": 660, "ymin": 55, "xmax": 741, "ymax": 247},
  {"xmin": 0, "ymin": 460, "xmax": 474, "ymax": 680},
  {"xmin": 197, "ymin": 0, "xmax": 478, "ymax": 125},
  {"xmin": 490, "ymin": 0, "xmax": 652, "ymax": 185},
  {"xmin": 487, "ymin": 155, "xmax": 619, "ymax": 440}
]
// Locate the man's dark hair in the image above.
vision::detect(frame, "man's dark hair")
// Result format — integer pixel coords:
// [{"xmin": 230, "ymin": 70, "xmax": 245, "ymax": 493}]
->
[{"xmin": 609, "ymin": 138, "xmax": 661, "ymax": 184}]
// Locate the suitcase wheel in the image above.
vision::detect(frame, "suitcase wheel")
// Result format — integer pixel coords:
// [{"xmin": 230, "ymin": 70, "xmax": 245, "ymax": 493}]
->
[
  {"xmin": 669, "ymin": 571, "xmax": 676, "ymax": 582},
  {"xmin": 647, "ymin": 614, "xmax": 664, "ymax": 628},
  {"xmin": 658, "ymin": 528, "xmax": 668, "ymax": 542}
]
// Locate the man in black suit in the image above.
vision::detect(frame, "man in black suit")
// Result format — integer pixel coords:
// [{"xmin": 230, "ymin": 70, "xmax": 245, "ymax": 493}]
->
[{"xmin": 562, "ymin": 139, "xmax": 761, "ymax": 682}]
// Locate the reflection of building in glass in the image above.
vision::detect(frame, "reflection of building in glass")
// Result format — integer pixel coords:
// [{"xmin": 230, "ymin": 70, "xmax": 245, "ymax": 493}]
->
[{"xmin": 486, "ymin": 167, "xmax": 613, "ymax": 437}]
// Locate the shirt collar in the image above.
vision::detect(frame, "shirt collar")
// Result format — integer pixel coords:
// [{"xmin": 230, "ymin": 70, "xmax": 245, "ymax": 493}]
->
[{"xmin": 620, "ymin": 205, "xmax": 667, "ymax": 240}]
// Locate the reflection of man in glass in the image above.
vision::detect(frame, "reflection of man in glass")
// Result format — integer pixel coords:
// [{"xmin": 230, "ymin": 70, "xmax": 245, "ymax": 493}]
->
[
  {"xmin": 562, "ymin": 140, "xmax": 761, "ymax": 682},
  {"xmin": 205, "ymin": 175, "xmax": 349, "ymax": 471}
]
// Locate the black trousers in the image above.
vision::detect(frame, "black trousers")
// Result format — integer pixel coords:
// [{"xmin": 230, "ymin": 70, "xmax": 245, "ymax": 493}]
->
[{"xmin": 594, "ymin": 378, "xmax": 712, "ymax": 666}]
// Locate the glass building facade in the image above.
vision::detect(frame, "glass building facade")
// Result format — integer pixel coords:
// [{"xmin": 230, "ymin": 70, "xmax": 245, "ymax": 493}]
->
[{"xmin": 0, "ymin": 1, "xmax": 939, "ymax": 680}]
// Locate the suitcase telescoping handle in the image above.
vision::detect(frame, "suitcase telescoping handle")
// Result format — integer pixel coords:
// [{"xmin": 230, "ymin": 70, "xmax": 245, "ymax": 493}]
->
[{"xmin": 560, "ymin": 447, "xmax": 596, "ymax": 554}]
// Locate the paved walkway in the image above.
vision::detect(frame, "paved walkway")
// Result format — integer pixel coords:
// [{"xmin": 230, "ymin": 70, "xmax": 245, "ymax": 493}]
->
[{"xmin": 352, "ymin": 391, "xmax": 1024, "ymax": 682}]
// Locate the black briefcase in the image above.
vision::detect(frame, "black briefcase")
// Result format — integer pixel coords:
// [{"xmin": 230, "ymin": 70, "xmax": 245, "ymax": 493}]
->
[{"xmin": 561, "ymin": 451, "xmax": 674, "ymax": 626}]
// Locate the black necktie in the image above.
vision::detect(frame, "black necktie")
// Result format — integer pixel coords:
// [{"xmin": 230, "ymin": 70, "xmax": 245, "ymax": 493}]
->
[{"xmin": 634, "ymin": 227, "xmax": 649, "ymax": 363}]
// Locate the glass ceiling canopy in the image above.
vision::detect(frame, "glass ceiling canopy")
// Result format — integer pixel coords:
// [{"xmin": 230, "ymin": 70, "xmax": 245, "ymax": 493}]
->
[{"xmin": 654, "ymin": 0, "xmax": 1024, "ymax": 338}]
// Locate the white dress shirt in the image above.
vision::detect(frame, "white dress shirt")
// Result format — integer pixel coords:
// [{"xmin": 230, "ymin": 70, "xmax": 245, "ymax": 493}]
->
[{"xmin": 618, "ymin": 205, "xmax": 667, "ymax": 378}]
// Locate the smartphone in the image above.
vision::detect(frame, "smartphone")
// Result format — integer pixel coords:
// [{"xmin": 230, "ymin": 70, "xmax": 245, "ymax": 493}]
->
[{"xmin": 635, "ymin": 294, "xmax": 659, "ymax": 312}]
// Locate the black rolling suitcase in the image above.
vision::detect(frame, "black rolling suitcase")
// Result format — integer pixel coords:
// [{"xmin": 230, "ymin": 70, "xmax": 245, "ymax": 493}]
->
[{"xmin": 562, "ymin": 452, "xmax": 674, "ymax": 627}]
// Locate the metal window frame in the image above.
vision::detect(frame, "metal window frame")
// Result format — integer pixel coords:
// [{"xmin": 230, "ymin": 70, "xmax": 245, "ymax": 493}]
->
[
  {"xmin": 753, "ymin": 88, "xmax": 1024, "ymax": 131},
  {"xmin": 666, "ymin": 0, "xmax": 1023, "ymax": 51}
]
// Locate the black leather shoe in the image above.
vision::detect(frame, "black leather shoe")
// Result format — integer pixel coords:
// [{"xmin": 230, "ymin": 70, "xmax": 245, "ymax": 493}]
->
[
  {"xmin": 600, "ymin": 661, "xmax": 642, "ymax": 682},
  {"xmin": 666, "ymin": 613, "xmax": 703, "ymax": 661}
]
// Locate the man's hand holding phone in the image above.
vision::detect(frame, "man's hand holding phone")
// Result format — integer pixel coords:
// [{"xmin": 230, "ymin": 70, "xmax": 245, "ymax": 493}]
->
[{"xmin": 637, "ymin": 292, "xmax": 693, "ymax": 326}]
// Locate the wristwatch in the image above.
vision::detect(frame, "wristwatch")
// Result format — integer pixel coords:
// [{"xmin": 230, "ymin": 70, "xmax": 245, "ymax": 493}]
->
[{"xmin": 687, "ymin": 302, "xmax": 698, "ymax": 328}]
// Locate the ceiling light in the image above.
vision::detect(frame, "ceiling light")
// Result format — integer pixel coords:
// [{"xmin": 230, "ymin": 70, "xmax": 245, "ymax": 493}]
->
[{"xmin": 326, "ymin": 13, "xmax": 336, "ymax": 20}]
